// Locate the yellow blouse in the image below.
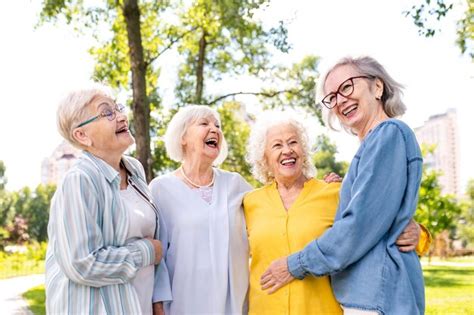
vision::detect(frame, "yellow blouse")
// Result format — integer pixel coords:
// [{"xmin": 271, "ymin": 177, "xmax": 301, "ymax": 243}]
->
[{"xmin": 243, "ymin": 179, "xmax": 343, "ymax": 315}]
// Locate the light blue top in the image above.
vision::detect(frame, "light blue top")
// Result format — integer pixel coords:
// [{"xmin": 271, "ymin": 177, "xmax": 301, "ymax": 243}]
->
[
  {"xmin": 150, "ymin": 169, "xmax": 252, "ymax": 314},
  {"xmin": 45, "ymin": 151, "xmax": 172, "ymax": 314},
  {"xmin": 288, "ymin": 119, "xmax": 425, "ymax": 315}
]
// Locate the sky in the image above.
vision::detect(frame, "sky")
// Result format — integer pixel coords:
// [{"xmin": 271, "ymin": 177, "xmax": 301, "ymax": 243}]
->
[{"xmin": 0, "ymin": 0, "xmax": 472, "ymax": 192}]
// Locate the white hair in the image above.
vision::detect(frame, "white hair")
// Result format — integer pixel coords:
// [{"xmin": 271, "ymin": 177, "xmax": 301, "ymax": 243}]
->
[
  {"xmin": 317, "ymin": 55, "xmax": 406, "ymax": 133},
  {"xmin": 164, "ymin": 105, "xmax": 228, "ymax": 165},
  {"xmin": 56, "ymin": 85, "xmax": 115, "ymax": 149},
  {"xmin": 246, "ymin": 110, "xmax": 316, "ymax": 184}
]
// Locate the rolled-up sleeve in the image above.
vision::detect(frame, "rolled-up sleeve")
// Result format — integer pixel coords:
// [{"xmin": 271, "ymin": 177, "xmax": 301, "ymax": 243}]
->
[
  {"xmin": 288, "ymin": 124, "xmax": 410, "ymax": 277},
  {"xmin": 51, "ymin": 170, "xmax": 155, "ymax": 287}
]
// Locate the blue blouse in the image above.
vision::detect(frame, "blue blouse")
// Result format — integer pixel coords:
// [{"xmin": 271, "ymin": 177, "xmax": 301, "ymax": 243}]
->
[{"xmin": 288, "ymin": 119, "xmax": 425, "ymax": 314}]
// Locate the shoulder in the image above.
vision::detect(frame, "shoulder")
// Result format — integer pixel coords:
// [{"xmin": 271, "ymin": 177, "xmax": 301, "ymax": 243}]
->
[
  {"xmin": 122, "ymin": 155, "xmax": 146, "ymax": 179},
  {"xmin": 371, "ymin": 119, "xmax": 416, "ymax": 142},
  {"xmin": 149, "ymin": 172, "xmax": 175, "ymax": 191},
  {"xmin": 309, "ymin": 178, "xmax": 341, "ymax": 195},
  {"xmin": 215, "ymin": 169, "xmax": 252, "ymax": 189},
  {"xmin": 244, "ymin": 183, "xmax": 272, "ymax": 203}
]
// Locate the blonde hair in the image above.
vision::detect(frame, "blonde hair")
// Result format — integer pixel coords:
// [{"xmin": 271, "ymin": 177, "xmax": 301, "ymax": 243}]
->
[
  {"xmin": 246, "ymin": 110, "xmax": 316, "ymax": 184},
  {"xmin": 56, "ymin": 85, "xmax": 114, "ymax": 148},
  {"xmin": 164, "ymin": 105, "xmax": 229, "ymax": 165},
  {"xmin": 318, "ymin": 56, "xmax": 406, "ymax": 133}
]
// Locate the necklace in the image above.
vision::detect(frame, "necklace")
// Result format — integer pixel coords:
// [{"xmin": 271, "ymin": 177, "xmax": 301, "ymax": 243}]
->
[{"xmin": 180, "ymin": 166, "xmax": 215, "ymax": 188}]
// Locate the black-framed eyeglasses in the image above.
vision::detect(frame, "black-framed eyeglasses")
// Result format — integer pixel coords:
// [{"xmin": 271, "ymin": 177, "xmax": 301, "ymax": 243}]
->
[
  {"xmin": 76, "ymin": 103, "xmax": 126, "ymax": 128},
  {"xmin": 321, "ymin": 75, "xmax": 375, "ymax": 109}
]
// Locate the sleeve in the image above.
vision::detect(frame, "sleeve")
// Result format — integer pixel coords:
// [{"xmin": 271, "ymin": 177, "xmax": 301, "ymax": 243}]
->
[
  {"xmin": 288, "ymin": 124, "xmax": 409, "ymax": 278},
  {"xmin": 149, "ymin": 179, "xmax": 173, "ymax": 303},
  {"xmin": 415, "ymin": 224, "xmax": 432, "ymax": 256},
  {"xmin": 51, "ymin": 171, "xmax": 155, "ymax": 287}
]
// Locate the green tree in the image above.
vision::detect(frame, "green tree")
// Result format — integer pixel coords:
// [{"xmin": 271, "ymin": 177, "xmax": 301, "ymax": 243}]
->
[
  {"xmin": 26, "ymin": 185, "xmax": 56, "ymax": 242},
  {"xmin": 414, "ymin": 168, "xmax": 462, "ymax": 240},
  {"xmin": 312, "ymin": 134, "xmax": 349, "ymax": 179},
  {"xmin": 404, "ymin": 0, "xmax": 473, "ymax": 60},
  {"xmin": 458, "ymin": 179, "xmax": 474, "ymax": 247},
  {"xmin": 0, "ymin": 160, "xmax": 6, "ymax": 191}
]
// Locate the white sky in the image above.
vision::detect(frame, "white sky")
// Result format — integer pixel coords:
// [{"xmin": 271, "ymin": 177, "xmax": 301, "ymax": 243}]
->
[{"xmin": 0, "ymin": 0, "xmax": 472, "ymax": 192}]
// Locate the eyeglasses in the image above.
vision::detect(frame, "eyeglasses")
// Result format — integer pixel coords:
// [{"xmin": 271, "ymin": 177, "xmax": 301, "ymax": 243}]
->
[
  {"xmin": 320, "ymin": 76, "xmax": 374, "ymax": 109},
  {"xmin": 76, "ymin": 103, "xmax": 126, "ymax": 128}
]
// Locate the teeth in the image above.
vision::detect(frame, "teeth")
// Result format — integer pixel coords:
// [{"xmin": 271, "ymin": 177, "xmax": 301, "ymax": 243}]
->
[
  {"xmin": 343, "ymin": 105, "xmax": 357, "ymax": 116},
  {"xmin": 281, "ymin": 158, "xmax": 296, "ymax": 165}
]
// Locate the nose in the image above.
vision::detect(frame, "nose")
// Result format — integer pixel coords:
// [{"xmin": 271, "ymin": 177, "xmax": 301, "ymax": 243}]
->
[
  {"xmin": 115, "ymin": 110, "xmax": 127, "ymax": 122},
  {"xmin": 282, "ymin": 143, "xmax": 292, "ymax": 154},
  {"xmin": 335, "ymin": 92, "xmax": 349, "ymax": 107}
]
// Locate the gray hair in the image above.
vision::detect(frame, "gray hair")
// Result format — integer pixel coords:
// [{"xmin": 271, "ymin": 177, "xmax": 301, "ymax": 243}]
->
[
  {"xmin": 56, "ymin": 85, "xmax": 115, "ymax": 149},
  {"xmin": 246, "ymin": 111, "xmax": 316, "ymax": 184},
  {"xmin": 164, "ymin": 105, "xmax": 228, "ymax": 165},
  {"xmin": 317, "ymin": 56, "xmax": 406, "ymax": 132}
]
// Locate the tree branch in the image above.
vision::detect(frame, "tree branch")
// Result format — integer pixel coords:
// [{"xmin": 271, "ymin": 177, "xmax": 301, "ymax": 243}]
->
[
  {"xmin": 146, "ymin": 27, "xmax": 198, "ymax": 65},
  {"xmin": 207, "ymin": 88, "xmax": 303, "ymax": 105}
]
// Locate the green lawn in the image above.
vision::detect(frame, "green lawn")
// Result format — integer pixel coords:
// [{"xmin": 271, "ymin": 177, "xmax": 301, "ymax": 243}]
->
[
  {"xmin": 22, "ymin": 284, "xmax": 45, "ymax": 315},
  {"xmin": 423, "ymin": 265, "xmax": 474, "ymax": 315},
  {"xmin": 22, "ymin": 263, "xmax": 474, "ymax": 315}
]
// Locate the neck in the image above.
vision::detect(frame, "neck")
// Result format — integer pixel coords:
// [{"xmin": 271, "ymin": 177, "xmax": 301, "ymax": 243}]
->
[
  {"xmin": 181, "ymin": 157, "xmax": 214, "ymax": 186},
  {"xmin": 357, "ymin": 108, "xmax": 389, "ymax": 140},
  {"xmin": 275, "ymin": 173, "xmax": 307, "ymax": 191},
  {"xmin": 87, "ymin": 149, "xmax": 122, "ymax": 171}
]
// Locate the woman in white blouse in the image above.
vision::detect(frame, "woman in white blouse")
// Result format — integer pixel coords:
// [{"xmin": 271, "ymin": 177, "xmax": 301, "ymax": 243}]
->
[
  {"xmin": 150, "ymin": 105, "xmax": 252, "ymax": 314},
  {"xmin": 45, "ymin": 86, "xmax": 171, "ymax": 314}
]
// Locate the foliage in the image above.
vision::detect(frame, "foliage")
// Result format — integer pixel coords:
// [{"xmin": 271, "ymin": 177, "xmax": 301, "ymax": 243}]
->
[
  {"xmin": 423, "ymin": 265, "xmax": 474, "ymax": 314},
  {"xmin": 458, "ymin": 179, "xmax": 474, "ymax": 247},
  {"xmin": 5, "ymin": 215, "xmax": 30, "ymax": 244},
  {"xmin": 312, "ymin": 134, "xmax": 349, "ymax": 179},
  {"xmin": 404, "ymin": 0, "xmax": 473, "ymax": 60},
  {"xmin": 415, "ymin": 167, "xmax": 462, "ymax": 239},
  {"xmin": 0, "ymin": 242, "xmax": 47, "ymax": 279},
  {"xmin": 23, "ymin": 284, "xmax": 46, "ymax": 315},
  {"xmin": 0, "ymin": 160, "xmax": 6, "ymax": 190},
  {"xmin": 218, "ymin": 102, "xmax": 259, "ymax": 187}
]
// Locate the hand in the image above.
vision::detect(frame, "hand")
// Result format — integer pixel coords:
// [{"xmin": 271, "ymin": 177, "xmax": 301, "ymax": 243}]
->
[
  {"xmin": 153, "ymin": 302, "xmax": 164, "ymax": 315},
  {"xmin": 323, "ymin": 172, "xmax": 343, "ymax": 183},
  {"xmin": 260, "ymin": 257, "xmax": 294, "ymax": 294},
  {"xmin": 146, "ymin": 237, "xmax": 163, "ymax": 264},
  {"xmin": 396, "ymin": 219, "xmax": 420, "ymax": 252}
]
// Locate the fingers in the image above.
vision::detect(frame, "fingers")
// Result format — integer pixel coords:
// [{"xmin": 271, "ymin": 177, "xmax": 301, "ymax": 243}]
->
[{"xmin": 398, "ymin": 244, "xmax": 416, "ymax": 252}]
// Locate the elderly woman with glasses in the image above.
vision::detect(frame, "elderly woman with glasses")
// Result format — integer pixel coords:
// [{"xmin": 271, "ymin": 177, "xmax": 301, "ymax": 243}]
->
[
  {"xmin": 260, "ymin": 56, "xmax": 426, "ymax": 315},
  {"xmin": 244, "ymin": 111, "xmax": 428, "ymax": 315},
  {"xmin": 149, "ymin": 105, "xmax": 252, "ymax": 315},
  {"xmin": 45, "ymin": 86, "xmax": 171, "ymax": 314}
]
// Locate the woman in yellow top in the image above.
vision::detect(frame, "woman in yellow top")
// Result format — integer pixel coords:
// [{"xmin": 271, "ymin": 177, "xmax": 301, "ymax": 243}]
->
[{"xmin": 243, "ymin": 112, "xmax": 429, "ymax": 314}]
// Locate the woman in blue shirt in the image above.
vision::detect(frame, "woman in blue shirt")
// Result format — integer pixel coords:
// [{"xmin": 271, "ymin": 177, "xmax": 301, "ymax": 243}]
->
[{"xmin": 260, "ymin": 56, "xmax": 425, "ymax": 315}]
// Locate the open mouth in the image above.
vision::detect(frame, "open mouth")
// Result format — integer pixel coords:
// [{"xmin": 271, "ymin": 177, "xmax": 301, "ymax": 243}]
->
[
  {"xmin": 116, "ymin": 125, "xmax": 129, "ymax": 134},
  {"xmin": 205, "ymin": 138, "xmax": 218, "ymax": 148},
  {"xmin": 342, "ymin": 104, "xmax": 358, "ymax": 117},
  {"xmin": 280, "ymin": 158, "xmax": 296, "ymax": 166}
]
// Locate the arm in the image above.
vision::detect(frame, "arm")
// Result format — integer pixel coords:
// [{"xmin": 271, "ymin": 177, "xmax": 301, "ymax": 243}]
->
[
  {"xmin": 52, "ymin": 171, "xmax": 156, "ymax": 288},
  {"xmin": 150, "ymin": 179, "xmax": 173, "ymax": 304},
  {"xmin": 287, "ymin": 124, "xmax": 409, "ymax": 278}
]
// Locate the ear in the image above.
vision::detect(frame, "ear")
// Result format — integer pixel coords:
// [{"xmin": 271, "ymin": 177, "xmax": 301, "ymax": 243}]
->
[
  {"xmin": 374, "ymin": 78, "xmax": 384, "ymax": 99},
  {"xmin": 72, "ymin": 128, "xmax": 92, "ymax": 147}
]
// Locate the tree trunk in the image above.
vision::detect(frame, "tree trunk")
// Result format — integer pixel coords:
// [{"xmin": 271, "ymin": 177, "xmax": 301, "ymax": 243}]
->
[
  {"xmin": 122, "ymin": 0, "xmax": 152, "ymax": 182},
  {"xmin": 195, "ymin": 30, "xmax": 207, "ymax": 104}
]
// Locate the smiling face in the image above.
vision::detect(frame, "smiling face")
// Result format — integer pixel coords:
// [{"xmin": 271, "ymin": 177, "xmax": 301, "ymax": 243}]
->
[
  {"xmin": 74, "ymin": 94, "xmax": 134, "ymax": 158},
  {"xmin": 264, "ymin": 123, "xmax": 305, "ymax": 184},
  {"xmin": 181, "ymin": 115, "xmax": 222, "ymax": 164},
  {"xmin": 324, "ymin": 65, "xmax": 384, "ymax": 135}
]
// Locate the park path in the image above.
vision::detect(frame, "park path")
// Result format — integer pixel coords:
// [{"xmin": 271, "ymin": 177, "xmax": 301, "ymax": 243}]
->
[{"xmin": 0, "ymin": 274, "xmax": 44, "ymax": 315}]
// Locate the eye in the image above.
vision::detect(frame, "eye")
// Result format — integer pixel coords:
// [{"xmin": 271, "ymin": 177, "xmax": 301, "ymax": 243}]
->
[
  {"xmin": 272, "ymin": 143, "xmax": 282, "ymax": 149},
  {"xmin": 215, "ymin": 124, "xmax": 221, "ymax": 129},
  {"xmin": 289, "ymin": 140, "xmax": 298, "ymax": 145},
  {"xmin": 200, "ymin": 121, "xmax": 208, "ymax": 126},
  {"xmin": 325, "ymin": 94, "xmax": 336, "ymax": 104},
  {"xmin": 102, "ymin": 109, "xmax": 114, "ymax": 117},
  {"xmin": 340, "ymin": 81, "xmax": 353, "ymax": 94}
]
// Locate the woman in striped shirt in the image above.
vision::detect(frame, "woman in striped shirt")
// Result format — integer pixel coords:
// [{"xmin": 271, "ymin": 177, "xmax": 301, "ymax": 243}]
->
[{"xmin": 45, "ymin": 86, "xmax": 171, "ymax": 314}]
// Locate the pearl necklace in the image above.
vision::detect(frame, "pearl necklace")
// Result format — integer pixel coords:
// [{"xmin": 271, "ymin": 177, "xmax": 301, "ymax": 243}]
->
[{"xmin": 180, "ymin": 166, "xmax": 215, "ymax": 188}]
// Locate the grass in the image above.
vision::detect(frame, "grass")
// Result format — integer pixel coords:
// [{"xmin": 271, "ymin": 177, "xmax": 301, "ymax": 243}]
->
[
  {"xmin": 423, "ymin": 265, "xmax": 474, "ymax": 314},
  {"xmin": 22, "ymin": 284, "xmax": 45, "ymax": 315},
  {"xmin": 20, "ymin": 260, "xmax": 474, "ymax": 315},
  {"xmin": 0, "ymin": 242, "xmax": 47, "ymax": 279}
]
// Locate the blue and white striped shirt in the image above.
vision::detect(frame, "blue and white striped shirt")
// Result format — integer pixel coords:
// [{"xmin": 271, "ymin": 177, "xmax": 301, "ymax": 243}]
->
[{"xmin": 45, "ymin": 151, "xmax": 172, "ymax": 314}]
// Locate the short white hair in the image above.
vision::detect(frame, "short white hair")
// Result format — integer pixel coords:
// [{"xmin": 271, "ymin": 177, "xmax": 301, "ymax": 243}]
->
[
  {"xmin": 246, "ymin": 110, "xmax": 316, "ymax": 184},
  {"xmin": 56, "ymin": 85, "xmax": 115, "ymax": 149},
  {"xmin": 164, "ymin": 105, "xmax": 228, "ymax": 165},
  {"xmin": 317, "ymin": 55, "xmax": 406, "ymax": 133}
]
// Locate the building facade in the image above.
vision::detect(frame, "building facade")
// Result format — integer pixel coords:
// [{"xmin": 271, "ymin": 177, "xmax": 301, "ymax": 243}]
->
[
  {"xmin": 414, "ymin": 109, "xmax": 460, "ymax": 196},
  {"xmin": 41, "ymin": 141, "xmax": 81, "ymax": 185}
]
